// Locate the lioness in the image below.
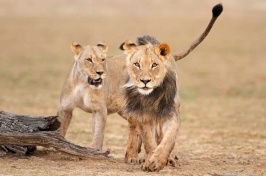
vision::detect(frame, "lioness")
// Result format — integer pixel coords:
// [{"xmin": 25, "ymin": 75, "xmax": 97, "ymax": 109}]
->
[
  {"xmin": 57, "ymin": 42, "xmax": 126, "ymax": 150},
  {"xmin": 119, "ymin": 4, "xmax": 223, "ymax": 171},
  {"xmin": 58, "ymin": 3, "xmax": 222, "ymax": 154}
]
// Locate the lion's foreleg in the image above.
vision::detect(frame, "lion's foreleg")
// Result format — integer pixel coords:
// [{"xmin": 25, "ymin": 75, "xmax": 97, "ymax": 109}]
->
[
  {"xmin": 155, "ymin": 123, "xmax": 177, "ymax": 166},
  {"xmin": 138, "ymin": 119, "xmax": 157, "ymax": 162},
  {"xmin": 125, "ymin": 117, "xmax": 142, "ymax": 164},
  {"xmin": 91, "ymin": 108, "xmax": 107, "ymax": 150},
  {"xmin": 143, "ymin": 115, "xmax": 180, "ymax": 171},
  {"xmin": 156, "ymin": 124, "xmax": 163, "ymax": 145},
  {"xmin": 57, "ymin": 108, "xmax": 73, "ymax": 137}
]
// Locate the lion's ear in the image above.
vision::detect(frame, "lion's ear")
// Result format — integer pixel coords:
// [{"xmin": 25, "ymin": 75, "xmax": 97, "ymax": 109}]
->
[
  {"xmin": 119, "ymin": 40, "xmax": 137, "ymax": 54},
  {"xmin": 97, "ymin": 42, "xmax": 108, "ymax": 53},
  {"xmin": 71, "ymin": 42, "xmax": 82, "ymax": 55},
  {"xmin": 155, "ymin": 43, "xmax": 171, "ymax": 61}
]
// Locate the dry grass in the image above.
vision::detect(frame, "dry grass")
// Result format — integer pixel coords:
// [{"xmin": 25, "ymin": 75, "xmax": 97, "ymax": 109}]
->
[{"xmin": 0, "ymin": 0, "xmax": 266, "ymax": 175}]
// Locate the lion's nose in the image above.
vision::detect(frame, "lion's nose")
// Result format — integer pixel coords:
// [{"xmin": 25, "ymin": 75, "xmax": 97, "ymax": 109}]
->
[
  {"xmin": 96, "ymin": 71, "xmax": 104, "ymax": 75},
  {"xmin": 140, "ymin": 79, "xmax": 151, "ymax": 85}
]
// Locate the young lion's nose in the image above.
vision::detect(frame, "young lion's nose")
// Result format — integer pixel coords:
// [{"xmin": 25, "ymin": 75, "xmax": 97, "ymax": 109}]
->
[
  {"xmin": 96, "ymin": 71, "xmax": 104, "ymax": 75},
  {"xmin": 140, "ymin": 79, "xmax": 151, "ymax": 85}
]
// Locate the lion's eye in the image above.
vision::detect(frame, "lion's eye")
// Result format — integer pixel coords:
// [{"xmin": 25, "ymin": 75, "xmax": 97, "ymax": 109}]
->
[
  {"xmin": 102, "ymin": 58, "xmax": 105, "ymax": 62},
  {"xmin": 86, "ymin": 58, "xmax": 93, "ymax": 63},
  {"xmin": 134, "ymin": 62, "xmax": 140, "ymax": 68},
  {"xmin": 151, "ymin": 63, "xmax": 158, "ymax": 68}
]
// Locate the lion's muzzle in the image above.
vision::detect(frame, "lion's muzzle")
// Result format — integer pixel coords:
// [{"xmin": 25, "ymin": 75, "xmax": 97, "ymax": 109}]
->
[{"xmin": 88, "ymin": 77, "xmax": 103, "ymax": 87}]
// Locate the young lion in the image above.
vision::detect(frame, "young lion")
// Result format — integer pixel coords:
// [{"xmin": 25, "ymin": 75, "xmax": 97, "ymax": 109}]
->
[
  {"xmin": 120, "ymin": 37, "xmax": 179, "ymax": 171},
  {"xmin": 119, "ymin": 4, "xmax": 223, "ymax": 171}
]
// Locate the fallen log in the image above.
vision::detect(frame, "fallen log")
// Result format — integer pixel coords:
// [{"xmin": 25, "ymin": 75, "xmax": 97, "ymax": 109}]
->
[{"xmin": 0, "ymin": 110, "xmax": 110, "ymax": 158}]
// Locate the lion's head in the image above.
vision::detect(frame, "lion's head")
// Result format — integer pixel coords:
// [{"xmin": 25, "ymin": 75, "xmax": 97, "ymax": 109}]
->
[
  {"xmin": 120, "ymin": 36, "xmax": 172, "ymax": 95},
  {"xmin": 71, "ymin": 42, "xmax": 108, "ymax": 89},
  {"xmin": 120, "ymin": 35, "xmax": 177, "ymax": 118}
]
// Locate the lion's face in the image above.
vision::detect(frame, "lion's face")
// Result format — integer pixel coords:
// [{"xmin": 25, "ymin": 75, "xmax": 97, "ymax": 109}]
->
[
  {"xmin": 71, "ymin": 42, "xmax": 108, "ymax": 89},
  {"xmin": 121, "ymin": 41, "xmax": 171, "ymax": 95}
]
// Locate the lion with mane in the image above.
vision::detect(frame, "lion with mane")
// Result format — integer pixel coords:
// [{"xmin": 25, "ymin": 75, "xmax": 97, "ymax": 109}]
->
[{"xmin": 119, "ymin": 4, "xmax": 223, "ymax": 171}]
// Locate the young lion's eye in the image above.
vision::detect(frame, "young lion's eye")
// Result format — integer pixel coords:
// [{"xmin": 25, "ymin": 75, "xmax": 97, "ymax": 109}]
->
[
  {"xmin": 86, "ymin": 58, "xmax": 93, "ymax": 63},
  {"xmin": 102, "ymin": 58, "xmax": 105, "ymax": 62},
  {"xmin": 134, "ymin": 62, "xmax": 140, "ymax": 68},
  {"xmin": 151, "ymin": 63, "xmax": 158, "ymax": 68}
]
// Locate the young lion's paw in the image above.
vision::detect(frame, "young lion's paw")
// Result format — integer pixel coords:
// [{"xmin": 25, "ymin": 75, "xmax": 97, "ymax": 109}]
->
[
  {"xmin": 125, "ymin": 157, "xmax": 139, "ymax": 164},
  {"xmin": 125, "ymin": 152, "xmax": 142, "ymax": 165},
  {"xmin": 167, "ymin": 155, "xmax": 178, "ymax": 167},
  {"xmin": 141, "ymin": 155, "xmax": 167, "ymax": 172},
  {"xmin": 125, "ymin": 156, "xmax": 145, "ymax": 165}
]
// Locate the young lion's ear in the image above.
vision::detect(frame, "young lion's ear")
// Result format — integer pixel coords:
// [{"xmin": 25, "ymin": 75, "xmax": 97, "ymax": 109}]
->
[
  {"xmin": 155, "ymin": 43, "xmax": 171, "ymax": 61},
  {"xmin": 119, "ymin": 40, "xmax": 137, "ymax": 54},
  {"xmin": 71, "ymin": 42, "xmax": 82, "ymax": 55},
  {"xmin": 97, "ymin": 42, "xmax": 108, "ymax": 53}
]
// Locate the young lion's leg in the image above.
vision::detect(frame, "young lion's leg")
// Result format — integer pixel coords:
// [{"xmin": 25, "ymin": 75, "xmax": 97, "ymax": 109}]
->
[
  {"xmin": 125, "ymin": 117, "xmax": 142, "ymax": 164},
  {"xmin": 156, "ymin": 123, "xmax": 163, "ymax": 145},
  {"xmin": 139, "ymin": 119, "xmax": 158, "ymax": 169},
  {"xmin": 57, "ymin": 108, "xmax": 73, "ymax": 137},
  {"xmin": 91, "ymin": 108, "xmax": 107, "ymax": 150},
  {"xmin": 156, "ymin": 123, "xmax": 177, "ymax": 167},
  {"xmin": 142, "ymin": 115, "xmax": 180, "ymax": 172}
]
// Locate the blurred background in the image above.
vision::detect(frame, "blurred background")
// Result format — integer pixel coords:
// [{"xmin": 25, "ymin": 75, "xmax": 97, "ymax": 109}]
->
[
  {"xmin": 0, "ymin": 0, "xmax": 265, "ymax": 113},
  {"xmin": 0, "ymin": 0, "xmax": 265, "ymax": 175}
]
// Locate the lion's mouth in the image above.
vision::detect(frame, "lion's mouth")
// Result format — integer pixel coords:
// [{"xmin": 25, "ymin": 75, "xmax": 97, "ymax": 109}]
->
[
  {"xmin": 141, "ymin": 87, "xmax": 150, "ymax": 91},
  {"xmin": 141, "ymin": 86, "xmax": 151, "ymax": 90},
  {"xmin": 88, "ymin": 77, "xmax": 103, "ymax": 86},
  {"xmin": 138, "ymin": 86, "xmax": 153, "ymax": 95}
]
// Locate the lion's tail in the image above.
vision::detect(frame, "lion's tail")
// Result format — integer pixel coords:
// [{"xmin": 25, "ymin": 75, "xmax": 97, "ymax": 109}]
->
[{"xmin": 173, "ymin": 3, "xmax": 223, "ymax": 61}]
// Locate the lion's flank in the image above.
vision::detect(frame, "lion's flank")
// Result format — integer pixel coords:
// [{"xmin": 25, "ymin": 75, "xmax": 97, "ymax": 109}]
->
[
  {"xmin": 124, "ymin": 71, "xmax": 177, "ymax": 119},
  {"xmin": 137, "ymin": 35, "xmax": 160, "ymax": 46}
]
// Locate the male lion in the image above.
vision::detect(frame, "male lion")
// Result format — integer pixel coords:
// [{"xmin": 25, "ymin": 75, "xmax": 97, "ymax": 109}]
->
[
  {"xmin": 120, "ymin": 36, "xmax": 179, "ymax": 172},
  {"xmin": 119, "ymin": 4, "xmax": 223, "ymax": 171}
]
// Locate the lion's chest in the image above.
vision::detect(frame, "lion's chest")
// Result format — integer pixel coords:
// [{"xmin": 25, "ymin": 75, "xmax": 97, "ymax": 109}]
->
[{"xmin": 73, "ymin": 84, "xmax": 104, "ymax": 112}]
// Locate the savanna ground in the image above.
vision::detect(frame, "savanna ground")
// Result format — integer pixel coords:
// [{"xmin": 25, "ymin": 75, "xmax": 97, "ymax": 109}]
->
[{"xmin": 0, "ymin": 0, "xmax": 266, "ymax": 175}]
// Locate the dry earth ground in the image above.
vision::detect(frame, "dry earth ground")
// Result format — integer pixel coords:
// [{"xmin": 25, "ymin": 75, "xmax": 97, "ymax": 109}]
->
[{"xmin": 0, "ymin": 0, "xmax": 265, "ymax": 175}]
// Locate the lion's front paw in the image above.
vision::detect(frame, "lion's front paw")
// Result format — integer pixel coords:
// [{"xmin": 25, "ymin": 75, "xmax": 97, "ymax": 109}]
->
[
  {"xmin": 125, "ymin": 152, "xmax": 142, "ymax": 165},
  {"xmin": 125, "ymin": 157, "xmax": 138, "ymax": 164},
  {"xmin": 141, "ymin": 155, "xmax": 167, "ymax": 172}
]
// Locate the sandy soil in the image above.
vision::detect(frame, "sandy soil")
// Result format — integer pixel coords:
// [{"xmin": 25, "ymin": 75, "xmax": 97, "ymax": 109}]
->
[{"xmin": 0, "ymin": 0, "xmax": 265, "ymax": 175}]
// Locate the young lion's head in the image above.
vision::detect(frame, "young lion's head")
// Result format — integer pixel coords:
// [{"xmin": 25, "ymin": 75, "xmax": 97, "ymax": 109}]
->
[
  {"xmin": 120, "ymin": 36, "xmax": 172, "ymax": 95},
  {"xmin": 120, "ymin": 36, "xmax": 177, "ymax": 118},
  {"xmin": 71, "ymin": 42, "xmax": 108, "ymax": 89}
]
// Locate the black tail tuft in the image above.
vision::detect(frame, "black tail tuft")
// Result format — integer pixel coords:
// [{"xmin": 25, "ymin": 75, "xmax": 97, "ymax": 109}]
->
[{"xmin": 212, "ymin": 3, "xmax": 223, "ymax": 18}]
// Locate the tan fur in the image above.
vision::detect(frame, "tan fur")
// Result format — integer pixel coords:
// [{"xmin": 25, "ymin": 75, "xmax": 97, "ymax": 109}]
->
[
  {"xmin": 120, "ymin": 3, "xmax": 223, "ymax": 168},
  {"xmin": 58, "ymin": 42, "xmax": 127, "ymax": 150},
  {"xmin": 58, "ymin": 2, "xmax": 222, "ymax": 155},
  {"xmin": 121, "ymin": 40, "xmax": 180, "ymax": 171},
  {"xmin": 124, "ymin": 117, "xmax": 142, "ymax": 164}
]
